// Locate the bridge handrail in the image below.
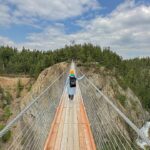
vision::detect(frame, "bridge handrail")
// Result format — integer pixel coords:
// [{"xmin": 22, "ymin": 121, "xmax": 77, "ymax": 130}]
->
[
  {"xmin": 0, "ymin": 70, "xmax": 67, "ymax": 138},
  {"xmin": 78, "ymin": 69, "xmax": 150, "ymax": 146}
]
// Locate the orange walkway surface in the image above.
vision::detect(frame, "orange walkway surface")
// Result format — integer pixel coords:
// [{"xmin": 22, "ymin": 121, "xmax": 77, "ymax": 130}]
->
[{"xmin": 44, "ymin": 85, "xmax": 96, "ymax": 150}]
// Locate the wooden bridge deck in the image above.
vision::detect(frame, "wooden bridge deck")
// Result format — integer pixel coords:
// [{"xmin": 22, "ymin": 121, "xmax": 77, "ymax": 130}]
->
[{"xmin": 44, "ymin": 85, "xmax": 96, "ymax": 150}]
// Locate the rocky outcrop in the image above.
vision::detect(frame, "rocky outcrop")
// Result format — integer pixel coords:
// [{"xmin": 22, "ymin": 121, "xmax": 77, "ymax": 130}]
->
[
  {"xmin": 78, "ymin": 65, "xmax": 149, "ymax": 149},
  {"xmin": 79, "ymin": 66, "xmax": 148, "ymax": 127},
  {"xmin": 20, "ymin": 62, "xmax": 68, "ymax": 109},
  {"xmin": 3, "ymin": 62, "xmax": 69, "ymax": 150}
]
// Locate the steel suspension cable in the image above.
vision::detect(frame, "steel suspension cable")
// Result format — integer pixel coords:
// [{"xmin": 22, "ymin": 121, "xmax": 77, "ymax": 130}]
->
[{"xmin": 78, "ymin": 69, "xmax": 150, "ymax": 146}]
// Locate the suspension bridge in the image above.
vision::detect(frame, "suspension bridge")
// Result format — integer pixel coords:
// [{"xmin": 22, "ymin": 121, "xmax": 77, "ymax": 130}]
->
[{"xmin": 0, "ymin": 62, "xmax": 150, "ymax": 150}]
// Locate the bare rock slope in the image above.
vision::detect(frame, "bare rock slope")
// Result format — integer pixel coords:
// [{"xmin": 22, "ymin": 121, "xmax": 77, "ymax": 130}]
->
[
  {"xmin": 2, "ymin": 62, "xmax": 68, "ymax": 150},
  {"xmin": 20, "ymin": 62, "xmax": 68, "ymax": 109}
]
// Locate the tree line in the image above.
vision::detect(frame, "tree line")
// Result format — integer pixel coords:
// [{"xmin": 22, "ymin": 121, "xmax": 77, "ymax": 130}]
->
[
  {"xmin": 0, "ymin": 44, "xmax": 122, "ymax": 77},
  {"xmin": 0, "ymin": 44, "xmax": 150, "ymax": 110}
]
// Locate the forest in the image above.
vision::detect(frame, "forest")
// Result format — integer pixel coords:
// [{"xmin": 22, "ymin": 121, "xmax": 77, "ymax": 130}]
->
[{"xmin": 0, "ymin": 44, "xmax": 150, "ymax": 110}]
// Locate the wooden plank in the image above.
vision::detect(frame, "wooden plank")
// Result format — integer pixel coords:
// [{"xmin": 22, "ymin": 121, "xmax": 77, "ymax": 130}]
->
[
  {"xmin": 45, "ymin": 82, "xmax": 96, "ymax": 150},
  {"xmin": 83, "ymin": 124, "xmax": 93, "ymax": 150},
  {"xmin": 46, "ymin": 123, "xmax": 59, "ymax": 150},
  {"xmin": 44, "ymin": 94, "xmax": 65, "ymax": 150},
  {"xmin": 60, "ymin": 124, "xmax": 68, "ymax": 150},
  {"xmin": 67, "ymin": 123, "xmax": 74, "ymax": 150},
  {"xmin": 73, "ymin": 101, "xmax": 77, "ymax": 124},
  {"xmin": 79, "ymin": 95, "xmax": 96, "ymax": 150},
  {"xmin": 54, "ymin": 107, "xmax": 66, "ymax": 150},
  {"xmin": 78, "ymin": 124, "xmax": 87, "ymax": 150},
  {"xmin": 73, "ymin": 94, "xmax": 80, "ymax": 149},
  {"xmin": 67, "ymin": 106, "xmax": 74, "ymax": 150},
  {"xmin": 72, "ymin": 88, "xmax": 80, "ymax": 150},
  {"xmin": 60, "ymin": 99, "xmax": 70, "ymax": 150},
  {"xmin": 77, "ymin": 100, "xmax": 86, "ymax": 150}
]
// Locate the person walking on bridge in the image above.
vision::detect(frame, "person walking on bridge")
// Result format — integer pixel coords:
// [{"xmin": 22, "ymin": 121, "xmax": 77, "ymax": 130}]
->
[{"xmin": 67, "ymin": 69, "xmax": 84, "ymax": 100}]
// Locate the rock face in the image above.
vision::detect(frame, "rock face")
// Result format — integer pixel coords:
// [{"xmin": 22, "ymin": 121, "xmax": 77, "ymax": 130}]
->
[
  {"xmin": 79, "ymin": 66, "xmax": 148, "ymax": 127},
  {"xmin": 77, "ymin": 65, "xmax": 149, "ymax": 148},
  {"xmin": 0, "ymin": 75, "xmax": 32, "ymax": 149},
  {"xmin": 19, "ymin": 62, "xmax": 69, "ymax": 149},
  {"xmin": 2, "ymin": 62, "xmax": 148, "ymax": 149},
  {"xmin": 20, "ymin": 62, "xmax": 69, "ymax": 109},
  {"xmin": 4, "ymin": 62, "xmax": 69, "ymax": 150},
  {"xmin": 0, "ymin": 76, "xmax": 31, "ymax": 99}
]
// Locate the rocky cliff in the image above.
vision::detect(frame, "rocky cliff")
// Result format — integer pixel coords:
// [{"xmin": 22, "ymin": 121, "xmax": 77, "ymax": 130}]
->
[
  {"xmin": 78, "ymin": 65, "xmax": 149, "ymax": 127},
  {"xmin": 20, "ymin": 62, "xmax": 68, "ymax": 109},
  {"xmin": 77, "ymin": 64, "xmax": 150, "ymax": 149},
  {"xmin": 2, "ymin": 62, "xmax": 69, "ymax": 150}
]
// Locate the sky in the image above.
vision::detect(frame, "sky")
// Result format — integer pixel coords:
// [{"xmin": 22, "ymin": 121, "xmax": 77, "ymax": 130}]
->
[{"xmin": 0, "ymin": 0, "xmax": 150, "ymax": 58}]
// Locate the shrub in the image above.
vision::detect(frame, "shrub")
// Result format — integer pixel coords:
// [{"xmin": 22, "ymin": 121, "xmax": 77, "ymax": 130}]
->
[
  {"xmin": 116, "ymin": 76, "xmax": 128, "ymax": 90},
  {"xmin": 117, "ymin": 94, "xmax": 126, "ymax": 107},
  {"xmin": 0, "ymin": 86, "xmax": 3, "ymax": 94},
  {"xmin": 27, "ymin": 83, "xmax": 32, "ymax": 92},
  {"xmin": 0, "ymin": 124, "xmax": 11, "ymax": 143},
  {"xmin": 4, "ymin": 91, "xmax": 12, "ymax": 105},
  {"xmin": 3, "ymin": 106, "xmax": 12, "ymax": 120},
  {"xmin": 2, "ymin": 130, "xmax": 11, "ymax": 143},
  {"xmin": 16, "ymin": 79, "xmax": 24, "ymax": 98},
  {"xmin": 0, "ymin": 87, "xmax": 12, "ymax": 108}
]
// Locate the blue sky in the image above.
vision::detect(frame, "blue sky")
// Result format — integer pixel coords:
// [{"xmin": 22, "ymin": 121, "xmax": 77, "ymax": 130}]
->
[{"xmin": 0, "ymin": 0, "xmax": 150, "ymax": 58}]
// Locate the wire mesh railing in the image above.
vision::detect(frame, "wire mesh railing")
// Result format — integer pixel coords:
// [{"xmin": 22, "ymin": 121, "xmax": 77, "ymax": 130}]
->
[
  {"xmin": 1, "ymin": 62, "xmax": 149, "ymax": 150},
  {"xmin": 77, "ymin": 68, "xmax": 150, "ymax": 150},
  {"xmin": 0, "ymin": 70, "xmax": 68, "ymax": 150}
]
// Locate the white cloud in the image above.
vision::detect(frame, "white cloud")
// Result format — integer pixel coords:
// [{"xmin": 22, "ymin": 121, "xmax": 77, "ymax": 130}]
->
[
  {"xmin": 0, "ymin": 0, "xmax": 150, "ymax": 58},
  {"xmin": 0, "ymin": 0, "xmax": 100, "ymax": 27},
  {"xmin": 0, "ymin": 3, "xmax": 12, "ymax": 26},
  {"xmin": 4, "ymin": 0, "xmax": 100, "ymax": 21},
  {"xmin": 21, "ymin": 1, "xmax": 150, "ymax": 58},
  {"xmin": 0, "ymin": 36, "xmax": 14, "ymax": 46}
]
